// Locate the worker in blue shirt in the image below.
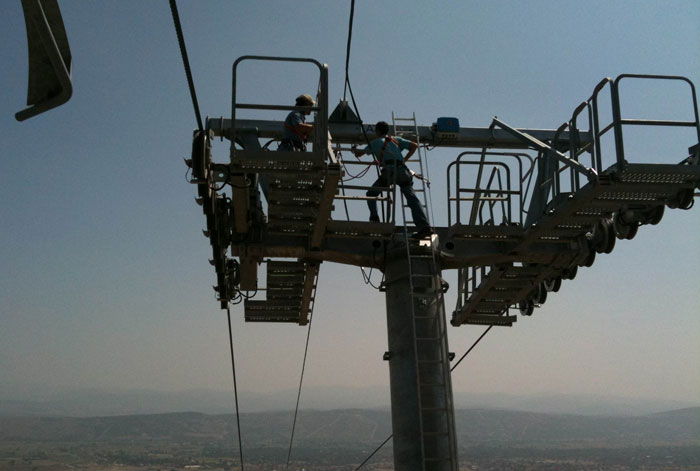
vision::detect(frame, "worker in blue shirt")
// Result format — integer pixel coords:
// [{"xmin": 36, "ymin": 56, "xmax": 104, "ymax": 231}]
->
[
  {"xmin": 279, "ymin": 94, "xmax": 314, "ymax": 151},
  {"xmin": 354, "ymin": 121, "xmax": 432, "ymax": 239}
]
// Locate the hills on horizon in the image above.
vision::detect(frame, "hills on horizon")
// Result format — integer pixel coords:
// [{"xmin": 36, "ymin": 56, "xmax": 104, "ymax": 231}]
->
[
  {"xmin": 2, "ymin": 407, "xmax": 699, "ymax": 450},
  {"xmin": 0, "ymin": 385, "xmax": 696, "ymax": 418}
]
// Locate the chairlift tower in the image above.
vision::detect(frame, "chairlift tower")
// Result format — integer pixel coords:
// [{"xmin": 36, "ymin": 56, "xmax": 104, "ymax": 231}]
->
[{"xmin": 186, "ymin": 57, "xmax": 700, "ymax": 471}]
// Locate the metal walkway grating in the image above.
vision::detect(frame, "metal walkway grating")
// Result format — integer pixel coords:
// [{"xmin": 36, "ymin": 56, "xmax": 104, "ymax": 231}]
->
[
  {"xmin": 244, "ymin": 260, "xmax": 319, "ymax": 325},
  {"xmin": 454, "ymin": 160, "xmax": 700, "ymax": 326}
]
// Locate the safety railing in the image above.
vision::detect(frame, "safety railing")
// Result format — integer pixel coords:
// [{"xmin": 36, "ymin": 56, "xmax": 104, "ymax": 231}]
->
[
  {"xmin": 611, "ymin": 74, "xmax": 700, "ymax": 166},
  {"xmin": 534, "ymin": 74, "xmax": 700, "ymax": 210},
  {"xmin": 230, "ymin": 56, "xmax": 329, "ymax": 161},
  {"xmin": 567, "ymin": 74, "xmax": 699, "ymax": 173},
  {"xmin": 447, "ymin": 151, "xmax": 535, "ymax": 227},
  {"xmin": 335, "ymin": 148, "xmax": 397, "ymax": 224}
]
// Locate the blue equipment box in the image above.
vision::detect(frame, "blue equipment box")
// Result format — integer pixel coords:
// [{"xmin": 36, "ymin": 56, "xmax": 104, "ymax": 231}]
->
[{"xmin": 436, "ymin": 117, "xmax": 460, "ymax": 133}]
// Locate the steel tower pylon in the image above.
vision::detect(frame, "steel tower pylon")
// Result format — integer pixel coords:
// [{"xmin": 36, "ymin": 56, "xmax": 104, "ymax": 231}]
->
[
  {"xmin": 187, "ymin": 58, "xmax": 700, "ymax": 470},
  {"xmin": 384, "ymin": 239, "xmax": 457, "ymax": 471}
]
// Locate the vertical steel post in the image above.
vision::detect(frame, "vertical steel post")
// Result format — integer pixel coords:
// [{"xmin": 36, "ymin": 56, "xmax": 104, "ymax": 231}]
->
[{"xmin": 384, "ymin": 244, "xmax": 458, "ymax": 471}]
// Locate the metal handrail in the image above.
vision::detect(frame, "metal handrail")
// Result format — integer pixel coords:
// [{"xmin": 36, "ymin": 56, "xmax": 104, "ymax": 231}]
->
[
  {"xmin": 481, "ymin": 167, "xmax": 508, "ymax": 225},
  {"xmin": 611, "ymin": 74, "xmax": 700, "ymax": 167},
  {"xmin": 550, "ymin": 100, "xmax": 592, "ymax": 199},
  {"xmin": 465, "ymin": 162, "xmax": 511, "ymax": 225},
  {"xmin": 573, "ymin": 74, "xmax": 699, "ymax": 173},
  {"xmin": 541, "ymin": 74, "xmax": 700, "ymax": 205},
  {"xmin": 547, "ymin": 78, "xmax": 612, "ymax": 205},
  {"xmin": 336, "ymin": 155, "xmax": 394, "ymax": 223},
  {"xmin": 447, "ymin": 151, "xmax": 534, "ymax": 226},
  {"xmin": 231, "ymin": 56, "xmax": 329, "ymax": 162}
]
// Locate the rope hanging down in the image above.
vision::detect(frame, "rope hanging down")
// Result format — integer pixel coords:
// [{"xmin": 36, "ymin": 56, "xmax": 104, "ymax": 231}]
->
[
  {"xmin": 286, "ymin": 300, "xmax": 317, "ymax": 467},
  {"xmin": 169, "ymin": 0, "xmax": 204, "ymax": 131},
  {"xmin": 226, "ymin": 307, "xmax": 245, "ymax": 470},
  {"xmin": 353, "ymin": 325, "xmax": 495, "ymax": 470}
]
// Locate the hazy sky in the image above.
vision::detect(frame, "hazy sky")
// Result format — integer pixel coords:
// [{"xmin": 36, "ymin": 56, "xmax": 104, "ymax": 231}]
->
[{"xmin": 1, "ymin": 1, "xmax": 698, "ymax": 410}]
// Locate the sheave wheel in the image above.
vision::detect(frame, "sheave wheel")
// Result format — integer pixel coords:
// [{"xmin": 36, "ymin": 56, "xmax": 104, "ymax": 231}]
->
[
  {"xmin": 533, "ymin": 284, "xmax": 548, "ymax": 304},
  {"xmin": 613, "ymin": 213, "xmax": 627, "ymax": 239},
  {"xmin": 614, "ymin": 213, "xmax": 638, "ymax": 240},
  {"xmin": 582, "ymin": 249, "xmax": 596, "ymax": 267},
  {"xmin": 667, "ymin": 189, "xmax": 694, "ymax": 209},
  {"xmin": 519, "ymin": 299, "xmax": 534, "ymax": 316},
  {"xmin": 562, "ymin": 265, "xmax": 578, "ymax": 280},
  {"xmin": 648, "ymin": 205, "xmax": 664, "ymax": 225},
  {"xmin": 604, "ymin": 218, "xmax": 616, "ymax": 254},
  {"xmin": 667, "ymin": 192, "xmax": 680, "ymax": 209},
  {"xmin": 592, "ymin": 219, "xmax": 608, "ymax": 253},
  {"xmin": 594, "ymin": 218, "xmax": 614, "ymax": 254},
  {"xmin": 543, "ymin": 277, "xmax": 562, "ymax": 293},
  {"xmin": 679, "ymin": 189, "xmax": 694, "ymax": 210}
]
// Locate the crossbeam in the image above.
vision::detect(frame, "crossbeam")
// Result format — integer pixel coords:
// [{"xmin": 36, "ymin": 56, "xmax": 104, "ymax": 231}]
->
[{"xmin": 206, "ymin": 118, "xmax": 590, "ymax": 150}]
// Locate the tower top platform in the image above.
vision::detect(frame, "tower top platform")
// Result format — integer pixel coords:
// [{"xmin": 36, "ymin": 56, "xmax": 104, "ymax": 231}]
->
[{"xmin": 187, "ymin": 59, "xmax": 699, "ymax": 326}]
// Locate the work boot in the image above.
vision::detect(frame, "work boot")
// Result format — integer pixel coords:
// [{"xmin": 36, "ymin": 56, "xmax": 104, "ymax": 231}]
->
[{"xmin": 411, "ymin": 226, "xmax": 433, "ymax": 239}]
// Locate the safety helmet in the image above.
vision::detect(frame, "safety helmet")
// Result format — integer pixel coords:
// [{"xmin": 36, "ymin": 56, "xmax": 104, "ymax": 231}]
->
[{"xmin": 296, "ymin": 94, "xmax": 315, "ymax": 106}]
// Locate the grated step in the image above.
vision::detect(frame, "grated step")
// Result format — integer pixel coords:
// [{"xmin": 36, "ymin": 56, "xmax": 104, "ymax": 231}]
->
[{"xmin": 461, "ymin": 315, "xmax": 516, "ymax": 326}]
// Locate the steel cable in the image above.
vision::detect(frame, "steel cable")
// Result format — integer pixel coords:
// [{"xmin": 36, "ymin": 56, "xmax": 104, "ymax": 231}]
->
[
  {"xmin": 285, "ymin": 301, "xmax": 317, "ymax": 468},
  {"xmin": 170, "ymin": 3, "xmax": 243, "ymax": 465},
  {"xmin": 450, "ymin": 325, "xmax": 493, "ymax": 372},
  {"xmin": 353, "ymin": 434, "xmax": 392, "ymax": 471},
  {"xmin": 169, "ymin": 0, "xmax": 204, "ymax": 131},
  {"xmin": 342, "ymin": 0, "xmax": 355, "ymax": 101},
  {"xmin": 226, "ymin": 306, "xmax": 245, "ymax": 470},
  {"xmin": 340, "ymin": 0, "xmax": 388, "ymax": 287}
]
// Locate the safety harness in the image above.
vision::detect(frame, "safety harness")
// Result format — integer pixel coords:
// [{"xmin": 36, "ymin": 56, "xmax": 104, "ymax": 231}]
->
[{"xmin": 378, "ymin": 135, "xmax": 401, "ymax": 166}]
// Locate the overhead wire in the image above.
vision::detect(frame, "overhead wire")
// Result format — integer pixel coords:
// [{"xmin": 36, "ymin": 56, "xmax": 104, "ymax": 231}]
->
[
  {"xmin": 339, "ymin": 0, "xmax": 386, "ymax": 290},
  {"xmin": 226, "ymin": 306, "xmax": 245, "ymax": 470},
  {"xmin": 450, "ymin": 325, "xmax": 493, "ymax": 371},
  {"xmin": 353, "ymin": 434, "xmax": 393, "ymax": 470},
  {"xmin": 285, "ymin": 298, "xmax": 317, "ymax": 468},
  {"xmin": 169, "ymin": 4, "xmax": 246, "ymax": 467},
  {"xmin": 171, "ymin": 0, "xmax": 381, "ymax": 466},
  {"xmin": 340, "ymin": 0, "xmax": 379, "ymax": 176},
  {"xmin": 169, "ymin": 0, "xmax": 204, "ymax": 132},
  {"xmin": 342, "ymin": 0, "xmax": 355, "ymax": 102}
]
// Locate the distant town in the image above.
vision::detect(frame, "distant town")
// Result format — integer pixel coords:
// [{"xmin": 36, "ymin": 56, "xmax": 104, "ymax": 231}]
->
[{"xmin": 1, "ymin": 407, "xmax": 698, "ymax": 470}]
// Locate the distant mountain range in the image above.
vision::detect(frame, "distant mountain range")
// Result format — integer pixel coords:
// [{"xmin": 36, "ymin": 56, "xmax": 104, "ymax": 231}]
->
[
  {"xmin": 0, "ymin": 385, "xmax": 696, "ymax": 418},
  {"xmin": 2, "ymin": 408, "xmax": 699, "ymax": 450}
]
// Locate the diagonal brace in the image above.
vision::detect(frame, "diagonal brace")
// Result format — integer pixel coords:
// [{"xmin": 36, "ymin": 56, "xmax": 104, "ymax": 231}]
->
[{"xmin": 492, "ymin": 117, "xmax": 597, "ymax": 181}]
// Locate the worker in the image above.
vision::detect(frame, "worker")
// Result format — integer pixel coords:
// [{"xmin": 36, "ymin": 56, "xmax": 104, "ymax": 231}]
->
[
  {"xmin": 353, "ymin": 121, "xmax": 433, "ymax": 239},
  {"xmin": 279, "ymin": 94, "xmax": 315, "ymax": 151}
]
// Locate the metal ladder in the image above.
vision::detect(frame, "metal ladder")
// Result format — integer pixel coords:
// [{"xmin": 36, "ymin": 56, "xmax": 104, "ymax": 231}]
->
[
  {"xmin": 394, "ymin": 112, "xmax": 458, "ymax": 469},
  {"xmin": 392, "ymin": 112, "xmax": 433, "ymax": 228}
]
